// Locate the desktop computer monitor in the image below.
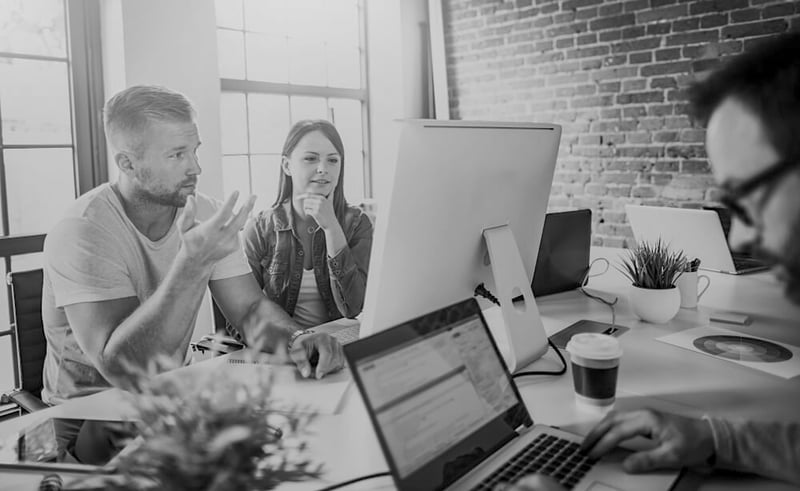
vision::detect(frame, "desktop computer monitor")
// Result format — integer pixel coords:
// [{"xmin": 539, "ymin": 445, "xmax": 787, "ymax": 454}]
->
[{"xmin": 360, "ymin": 120, "xmax": 561, "ymax": 370}]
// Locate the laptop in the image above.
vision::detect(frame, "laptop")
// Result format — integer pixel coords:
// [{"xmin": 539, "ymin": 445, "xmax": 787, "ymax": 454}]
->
[
  {"xmin": 625, "ymin": 204, "xmax": 769, "ymax": 275},
  {"xmin": 344, "ymin": 298, "xmax": 679, "ymax": 491},
  {"xmin": 532, "ymin": 209, "xmax": 592, "ymax": 297}
]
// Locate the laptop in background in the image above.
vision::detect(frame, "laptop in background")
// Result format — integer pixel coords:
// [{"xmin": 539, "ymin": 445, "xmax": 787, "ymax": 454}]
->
[
  {"xmin": 625, "ymin": 205, "xmax": 769, "ymax": 275},
  {"xmin": 532, "ymin": 209, "xmax": 592, "ymax": 297},
  {"xmin": 344, "ymin": 297, "xmax": 679, "ymax": 491}
]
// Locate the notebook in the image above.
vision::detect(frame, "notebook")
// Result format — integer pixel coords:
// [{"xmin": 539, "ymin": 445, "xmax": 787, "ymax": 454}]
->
[
  {"xmin": 532, "ymin": 209, "xmax": 592, "ymax": 296},
  {"xmin": 625, "ymin": 204, "xmax": 769, "ymax": 275},
  {"xmin": 344, "ymin": 298, "xmax": 679, "ymax": 491}
]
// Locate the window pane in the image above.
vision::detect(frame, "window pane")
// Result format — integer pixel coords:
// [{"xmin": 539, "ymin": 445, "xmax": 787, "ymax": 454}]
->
[
  {"xmin": 244, "ymin": 0, "xmax": 289, "ymax": 36},
  {"xmin": 323, "ymin": 1, "xmax": 359, "ymax": 49},
  {"xmin": 220, "ymin": 92, "xmax": 249, "ymax": 154},
  {"xmin": 0, "ymin": 58, "xmax": 72, "ymax": 145},
  {"xmin": 290, "ymin": 96, "xmax": 327, "ymax": 123},
  {"xmin": 326, "ymin": 46, "xmax": 361, "ymax": 89},
  {"xmin": 330, "ymin": 98, "xmax": 364, "ymax": 201},
  {"xmin": 0, "ymin": 0, "xmax": 67, "ymax": 58},
  {"xmin": 246, "ymin": 32, "xmax": 288, "ymax": 83},
  {"xmin": 214, "ymin": 0, "xmax": 243, "ymax": 29},
  {"xmin": 250, "ymin": 154, "xmax": 282, "ymax": 206},
  {"xmin": 217, "ymin": 29, "xmax": 246, "ymax": 79},
  {"xmin": 11, "ymin": 252, "xmax": 43, "ymax": 272},
  {"xmin": 5, "ymin": 148, "xmax": 75, "ymax": 235},
  {"xmin": 222, "ymin": 155, "xmax": 251, "ymax": 198},
  {"xmin": 248, "ymin": 94, "xmax": 290, "ymax": 154},
  {"xmin": 287, "ymin": 37, "xmax": 326, "ymax": 86}
]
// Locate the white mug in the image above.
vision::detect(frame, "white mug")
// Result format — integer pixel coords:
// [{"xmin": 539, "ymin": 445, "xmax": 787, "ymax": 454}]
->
[{"xmin": 676, "ymin": 271, "xmax": 711, "ymax": 309}]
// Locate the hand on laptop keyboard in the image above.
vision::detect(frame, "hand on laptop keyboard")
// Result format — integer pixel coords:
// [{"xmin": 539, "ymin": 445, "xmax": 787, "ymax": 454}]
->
[{"xmin": 499, "ymin": 474, "xmax": 564, "ymax": 490}]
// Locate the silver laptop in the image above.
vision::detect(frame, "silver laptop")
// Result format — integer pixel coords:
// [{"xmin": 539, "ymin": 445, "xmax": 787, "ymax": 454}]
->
[
  {"xmin": 344, "ymin": 298, "xmax": 679, "ymax": 491},
  {"xmin": 626, "ymin": 204, "xmax": 769, "ymax": 275}
]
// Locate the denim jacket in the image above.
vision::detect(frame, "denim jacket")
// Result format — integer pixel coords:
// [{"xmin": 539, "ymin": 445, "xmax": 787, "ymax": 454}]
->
[{"xmin": 242, "ymin": 201, "xmax": 373, "ymax": 322}]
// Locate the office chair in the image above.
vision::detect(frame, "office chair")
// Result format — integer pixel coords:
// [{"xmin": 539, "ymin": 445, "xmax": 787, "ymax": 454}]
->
[{"xmin": 0, "ymin": 269, "xmax": 48, "ymax": 413}]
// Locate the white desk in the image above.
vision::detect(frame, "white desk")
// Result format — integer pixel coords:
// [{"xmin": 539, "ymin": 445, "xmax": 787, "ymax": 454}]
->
[{"xmin": 1, "ymin": 247, "xmax": 799, "ymax": 490}]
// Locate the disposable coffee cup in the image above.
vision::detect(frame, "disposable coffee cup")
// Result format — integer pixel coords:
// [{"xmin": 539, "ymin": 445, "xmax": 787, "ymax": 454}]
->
[{"xmin": 566, "ymin": 333, "xmax": 622, "ymax": 408}]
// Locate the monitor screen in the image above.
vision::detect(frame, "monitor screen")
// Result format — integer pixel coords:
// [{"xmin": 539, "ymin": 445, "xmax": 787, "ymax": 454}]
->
[{"xmin": 360, "ymin": 120, "xmax": 562, "ymax": 340}]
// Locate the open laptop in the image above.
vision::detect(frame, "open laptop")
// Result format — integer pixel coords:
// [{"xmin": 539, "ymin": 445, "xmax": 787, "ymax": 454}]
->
[
  {"xmin": 626, "ymin": 204, "xmax": 769, "ymax": 275},
  {"xmin": 532, "ymin": 209, "xmax": 592, "ymax": 297},
  {"xmin": 344, "ymin": 298, "xmax": 679, "ymax": 491}
]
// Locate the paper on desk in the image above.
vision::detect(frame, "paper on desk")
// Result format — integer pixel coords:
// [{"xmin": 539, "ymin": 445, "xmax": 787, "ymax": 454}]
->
[
  {"xmin": 657, "ymin": 325, "xmax": 800, "ymax": 379},
  {"xmin": 222, "ymin": 359, "xmax": 352, "ymax": 415}
]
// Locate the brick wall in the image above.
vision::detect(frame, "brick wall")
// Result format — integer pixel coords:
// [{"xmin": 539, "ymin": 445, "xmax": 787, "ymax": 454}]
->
[{"xmin": 442, "ymin": 0, "xmax": 800, "ymax": 247}]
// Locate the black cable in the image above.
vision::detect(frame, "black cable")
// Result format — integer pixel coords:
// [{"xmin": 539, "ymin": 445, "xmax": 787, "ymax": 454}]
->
[
  {"xmin": 314, "ymin": 471, "xmax": 392, "ymax": 491},
  {"xmin": 473, "ymin": 284, "xmax": 567, "ymax": 378}
]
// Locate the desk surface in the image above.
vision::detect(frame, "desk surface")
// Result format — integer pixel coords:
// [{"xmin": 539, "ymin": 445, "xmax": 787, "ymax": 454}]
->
[{"xmin": 1, "ymin": 247, "xmax": 799, "ymax": 490}]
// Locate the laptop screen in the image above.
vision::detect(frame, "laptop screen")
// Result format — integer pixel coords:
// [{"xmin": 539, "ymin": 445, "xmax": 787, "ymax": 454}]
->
[{"xmin": 345, "ymin": 298, "xmax": 532, "ymax": 491}]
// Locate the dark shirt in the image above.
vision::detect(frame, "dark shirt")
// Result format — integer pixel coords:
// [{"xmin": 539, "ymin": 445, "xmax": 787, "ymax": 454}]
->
[{"xmin": 242, "ymin": 201, "xmax": 373, "ymax": 324}]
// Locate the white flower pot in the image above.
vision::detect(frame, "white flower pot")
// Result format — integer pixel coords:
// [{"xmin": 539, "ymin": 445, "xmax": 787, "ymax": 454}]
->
[{"xmin": 629, "ymin": 285, "xmax": 681, "ymax": 324}]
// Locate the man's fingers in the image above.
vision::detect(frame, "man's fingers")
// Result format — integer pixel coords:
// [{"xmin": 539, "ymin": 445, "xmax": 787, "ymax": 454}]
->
[
  {"xmin": 289, "ymin": 345, "xmax": 312, "ymax": 378},
  {"xmin": 226, "ymin": 194, "xmax": 256, "ymax": 231},
  {"xmin": 581, "ymin": 411, "xmax": 619, "ymax": 452},
  {"xmin": 585, "ymin": 411, "xmax": 656, "ymax": 458},
  {"xmin": 208, "ymin": 191, "xmax": 240, "ymax": 228},
  {"xmin": 623, "ymin": 445, "xmax": 677, "ymax": 473},
  {"xmin": 314, "ymin": 340, "xmax": 333, "ymax": 379}
]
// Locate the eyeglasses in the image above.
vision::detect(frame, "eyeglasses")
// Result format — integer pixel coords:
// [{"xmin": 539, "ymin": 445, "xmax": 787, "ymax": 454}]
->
[{"xmin": 719, "ymin": 159, "xmax": 798, "ymax": 226}]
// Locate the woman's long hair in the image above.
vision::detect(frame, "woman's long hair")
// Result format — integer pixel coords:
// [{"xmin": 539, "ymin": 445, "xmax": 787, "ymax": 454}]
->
[{"xmin": 273, "ymin": 119, "xmax": 348, "ymax": 224}]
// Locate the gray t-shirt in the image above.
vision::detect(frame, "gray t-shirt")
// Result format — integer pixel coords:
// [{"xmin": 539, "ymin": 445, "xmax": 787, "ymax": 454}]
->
[{"xmin": 41, "ymin": 183, "xmax": 250, "ymax": 404}]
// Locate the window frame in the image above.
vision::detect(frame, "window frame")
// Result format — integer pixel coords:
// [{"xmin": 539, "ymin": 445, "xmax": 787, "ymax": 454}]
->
[
  {"xmin": 0, "ymin": 0, "xmax": 106, "ymax": 401},
  {"xmin": 217, "ymin": 0, "xmax": 373, "ymax": 199}
]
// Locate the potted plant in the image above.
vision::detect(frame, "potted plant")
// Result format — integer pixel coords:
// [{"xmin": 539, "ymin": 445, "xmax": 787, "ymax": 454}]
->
[{"xmin": 618, "ymin": 238, "xmax": 687, "ymax": 323}]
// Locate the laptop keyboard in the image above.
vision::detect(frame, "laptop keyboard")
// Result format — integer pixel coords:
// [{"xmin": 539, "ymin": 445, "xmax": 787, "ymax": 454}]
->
[{"xmin": 472, "ymin": 433, "xmax": 597, "ymax": 490}]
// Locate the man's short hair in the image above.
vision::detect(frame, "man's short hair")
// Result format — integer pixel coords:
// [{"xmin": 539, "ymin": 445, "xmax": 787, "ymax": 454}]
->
[
  {"xmin": 689, "ymin": 32, "xmax": 800, "ymax": 163},
  {"xmin": 104, "ymin": 85, "xmax": 196, "ymax": 158}
]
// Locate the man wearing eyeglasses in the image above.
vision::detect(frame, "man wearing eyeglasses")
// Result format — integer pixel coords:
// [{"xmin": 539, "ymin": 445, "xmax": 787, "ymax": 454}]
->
[{"xmin": 508, "ymin": 32, "xmax": 800, "ymax": 491}]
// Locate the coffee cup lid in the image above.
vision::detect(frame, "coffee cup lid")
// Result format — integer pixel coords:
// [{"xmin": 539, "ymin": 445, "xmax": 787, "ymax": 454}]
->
[{"xmin": 565, "ymin": 333, "xmax": 622, "ymax": 360}]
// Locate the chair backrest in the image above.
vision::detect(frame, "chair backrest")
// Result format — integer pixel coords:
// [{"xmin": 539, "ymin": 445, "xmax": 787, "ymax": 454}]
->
[{"xmin": 7, "ymin": 269, "xmax": 45, "ymax": 398}]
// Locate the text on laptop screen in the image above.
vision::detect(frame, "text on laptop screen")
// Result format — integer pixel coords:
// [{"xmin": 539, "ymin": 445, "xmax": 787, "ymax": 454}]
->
[{"xmin": 354, "ymin": 313, "xmax": 519, "ymax": 478}]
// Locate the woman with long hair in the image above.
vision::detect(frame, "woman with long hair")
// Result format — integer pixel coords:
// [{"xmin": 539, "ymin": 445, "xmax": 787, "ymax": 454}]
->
[{"xmin": 242, "ymin": 119, "xmax": 373, "ymax": 328}]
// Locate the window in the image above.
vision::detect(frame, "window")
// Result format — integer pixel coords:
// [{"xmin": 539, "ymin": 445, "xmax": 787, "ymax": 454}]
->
[
  {"xmin": 215, "ymin": 0, "xmax": 369, "ymax": 206},
  {"xmin": 0, "ymin": 0, "xmax": 105, "ymax": 404}
]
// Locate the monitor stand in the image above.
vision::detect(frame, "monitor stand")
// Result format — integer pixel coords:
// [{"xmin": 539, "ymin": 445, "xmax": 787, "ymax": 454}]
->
[{"xmin": 483, "ymin": 225, "xmax": 549, "ymax": 372}]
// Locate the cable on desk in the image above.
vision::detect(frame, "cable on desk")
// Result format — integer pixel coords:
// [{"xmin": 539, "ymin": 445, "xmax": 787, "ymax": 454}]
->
[
  {"xmin": 579, "ymin": 258, "xmax": 619, "ymax": 328},
  {"xmin": 315, "ymin": 471, "xmax": 391, "ymax": 491},
  {"xmin": 473, "ymin": 284, "xmax": 567, "ymax": 378}
]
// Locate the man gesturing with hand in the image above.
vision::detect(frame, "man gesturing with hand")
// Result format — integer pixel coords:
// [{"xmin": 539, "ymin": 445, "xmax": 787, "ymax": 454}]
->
[{"xmin": 42, "ymin": 85, "xmax": 343, "ymax": 405}]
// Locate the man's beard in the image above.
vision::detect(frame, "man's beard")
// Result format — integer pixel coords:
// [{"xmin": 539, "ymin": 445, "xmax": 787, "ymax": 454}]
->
[{"xmin": 751, "ymin": 213, "xmax": 800, "ymax": 305}]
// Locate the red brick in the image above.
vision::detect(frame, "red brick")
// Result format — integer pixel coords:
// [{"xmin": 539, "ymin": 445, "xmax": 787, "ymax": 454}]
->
[
  {"xmin": 590, "ymin": 66, "xmax": 639, "ymax": 80},
  {"xmin": 654, "ymin": 131, "xmax": 679, "ymax": 142},
  {"xmin": 599, "ymin": 29, "xmax": 624, "ymax": 42},
  {"xmin": 655, "ymin": 47, "xmax": 682, "ymax": 61},
  {"xmin": 618, "ymin": 91, "xmax": 665, "ymax": 104},
  {"xmin": 611, "ymin": 37, "xmax": 663, "ymax": 53},
  {"xmin": 589, "ymin": 14, "xmax": 636, "ymax": 31},
  {"xmin": 665, "ymin": 30, "xmax": 720, "ymax": 46},
  {"xmin": 641, "ymin": 61, "xmax": 691, "ymax": 76},
  {"xmin": 624, "ymin": 105, "xmax": 647, "ymax": 117},
  {"xmin": 567, "ymin": 45, "xmax": 611, "ymax": 59},
  {"xmin": 599, "ymin": 2, "xmax": 624, "ymax": 16},
  {"xmin": 546, "ymin": 22, "xmax": 589, "ymax": 37},
  {"xmin": 627, "ymin": 132, "xmax": 653, "ymax": 143},
  {"xmin": 532, "ymin": 15, "xmax": 555, "ymax": 27},
  {"xmin": 603, "ymin": 54, "xmax": 628, "ymax": 66},
  {"xmin": 722, "ymin": 19, "xmax": 789, "ymax": 38},
  {"xmin": 617, "ymin": 146, "xmax": 665, "ymax": 158},
  {"xmin": 665, "ymin": 115, "xmax": 692, "ymax": 128},
  {"xmin": 648, "ymin": 104, "xmax": 674, "ymax": 116},
  {"xmin": 571, "ymin": 95, "xmax": 615, "ymax": 107},
  {"xmin": 578, "ymin": 32, "xmax": 598, "ymax": 45},
  {"xmin": 673, "ymin": 18, "xmax": 701, "ymax": 32},
  {"xmin": 632, "ymin": 186, "xmax": 658, "ymax": 198},
  {"xmin": 556, "ymin": 37, "xmax": 576, "ymax": 48},
  {"xmin": 601, "ymin": 108, "xmax": 622, "ymax": 119},
  {"xmin": 650, "ymin": 173, "xmax": 674, "ymax": 185},
  {"xmin": 562, "ymin": 0, "xmax": 605, "ymax": 10},
  {"xmin": 581, "ymin": 58, "xmax": 604, "ymax": 70},
  {"xmin": 651, "ymin": 76, "xmax": 678, "ymax": 89},
  {"xmin": 700, "ymin": 13, "xmax": 728, "ymax": 28},
  {"xmin": 666, "ymin": 144, "xmax": 706, "ymax": 158},
  {"xmin": 623, "ymin": 79, "xmax": 648, "ymax": 91},
  {"xmin": 667, "ymin": 89, "xmax": 689, "ymax": 101},
  {"xmin": 622, "ymin": 25, "xmax": 647, "ymax": 39},
  {"xmin": 691, "ymin": 58, "xmax": 720, "ymax": 73},
  {"xmin": 682, "ymin": 160, "xmax": 711, "ymax": 173},
  {"xmin": 638, "ymin": 117, "xmax": 665, "ymax": 130},
  {"xmin": 599, "ymin": 81, "xmax": 622, "ymax": 92},
  {"xmin": 730, "ymin": 8, "xmax": 760, "ymax": 23},
  {"xmin": 762, "ymin": 3, "xmax": 796, "ymax": 19},
  {"xmin": 654, "ymin": 161, "xmax": 680, "ymax": 172},
  {"xmin": 651, "ymin": 0, "xmax": 679, "ymax": 7},
  {"xmin": 637, "ymin": 4, "xmax": 688, "ymax": 24},
  {"xmin": 681, "ymin": 129, "xmax": 706, "ymax": 143},
  {"xmin": 624, "ymin": 0, "xmax": 650, "ymax": 12},
  {"xmin": 629, "ymin": 51, "xmax": 653, "ymax": 63},
  {"xmin": 646, "ymin": 23, "xmax": 672, "ymax": 35},
  {"xmin": 576, "ymin": 7, "xmax": 600, "ymax": 20}
]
